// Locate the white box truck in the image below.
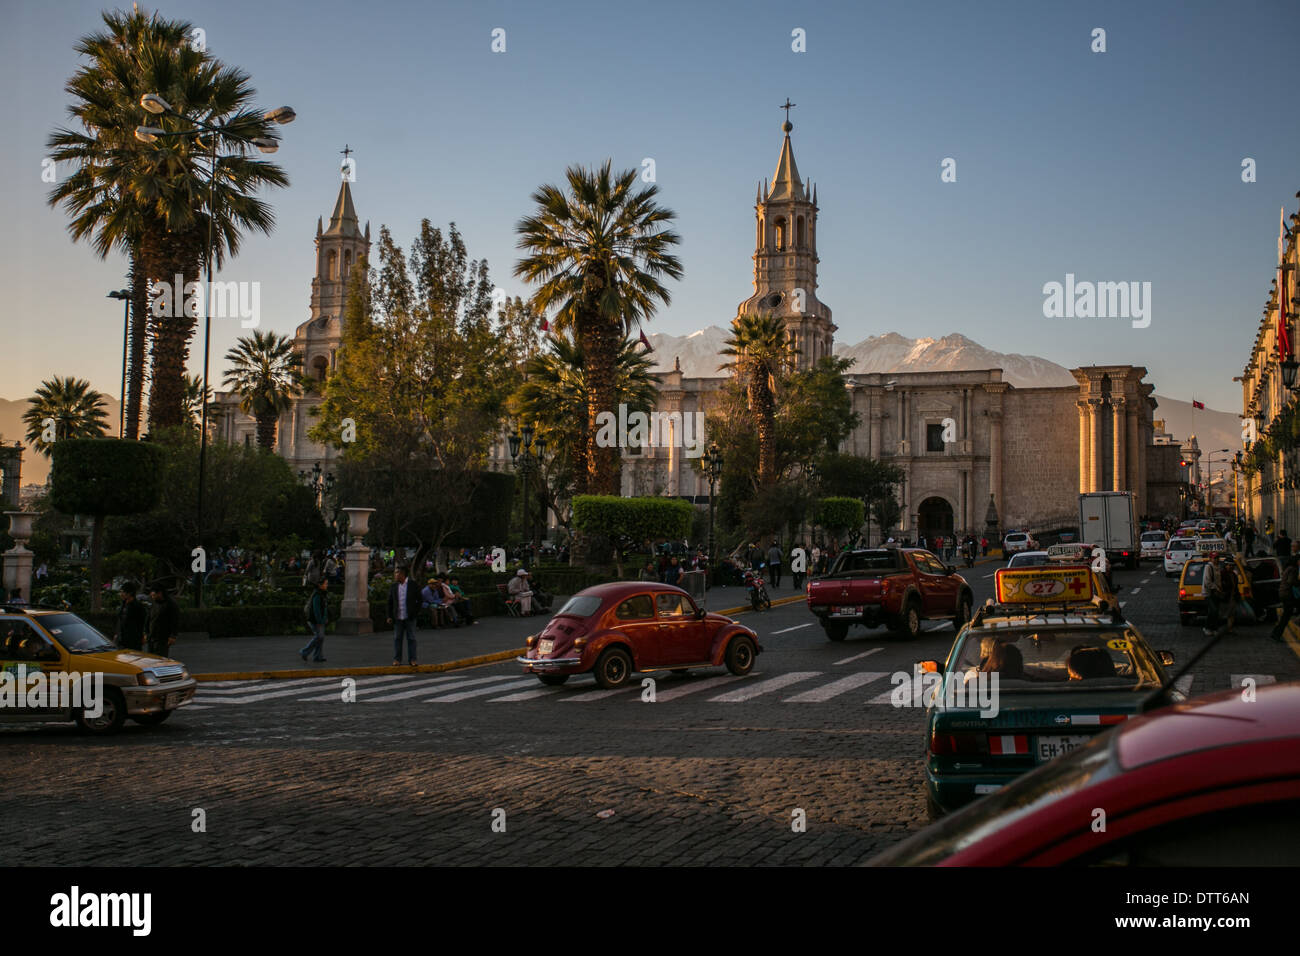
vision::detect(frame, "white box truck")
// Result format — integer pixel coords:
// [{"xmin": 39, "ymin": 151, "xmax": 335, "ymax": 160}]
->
[{"xmin": 1079, "ymin": 491, "xmax": 1139, "ymax": 570}]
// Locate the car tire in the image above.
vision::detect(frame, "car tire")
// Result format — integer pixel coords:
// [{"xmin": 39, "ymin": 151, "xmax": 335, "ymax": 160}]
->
[
  {"xmin": 75, "ymin": 687, "xmax": 126, "ymax": 735},
  {"xmin": 952, "ymin": 593, "xmax": 973, "ymax": 631},
  {"xmin": 537, "ymin": 674, "xmax": 569, "ymax": 686},
  {"xmin": 894, "ymin": 599, "xmax": 922, "ymax": 640},
  {"xmin": 725, "ymin": 635, "xmax": 757, "ymax": 676},
  {"xmin": 823, "ymin": 621, "xmax": 849, "ymax": 642},
  {"xmin": 592, "ymin": 647, "xmax": 633, "ymax": 689},
  {"xmin": 130, "ymin": 709, "xmax": 173, "ymax": 726},
  {"xmin": 925, "ymin": 790, "xmax": 946, "ymax": 821}
]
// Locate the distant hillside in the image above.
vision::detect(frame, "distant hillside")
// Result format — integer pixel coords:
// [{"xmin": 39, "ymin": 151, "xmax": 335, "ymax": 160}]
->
[{"xmin": 1152, "ymin": 395, "xmax": 1241, "ymax": 455}]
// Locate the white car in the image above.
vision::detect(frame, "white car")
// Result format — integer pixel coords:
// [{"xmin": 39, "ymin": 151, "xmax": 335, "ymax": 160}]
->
[
  {"xmin": 1163, "ymin": 537, "xmax": 1200, "ymax": 577},
  {"xmin": 1140, "ymin": 531, "xmax": 1169, "ymax": 560},
  {"xmin": 1003, "ymin": 532, "xmax": 1038, "ymax": 554},
  {"xmin": 1006, "ymin": 550, "xmax": 1052, "ymax": 568}
]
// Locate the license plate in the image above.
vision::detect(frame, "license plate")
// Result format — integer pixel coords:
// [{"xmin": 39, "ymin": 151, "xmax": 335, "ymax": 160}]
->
[
  {"xmin": 164, "ymin": 692, "xmax": 180, "ymax": 709},
  {"xmin": 538, "ymin": 639, "xmax": 554, "ymax": 656},
  {"xmin": 831, "ymin": 606, "xmax": 862, "ymax": 617},
  {"xmin": 1034, "ymin": 735, "xmax": 1089, "ymax": 763}
]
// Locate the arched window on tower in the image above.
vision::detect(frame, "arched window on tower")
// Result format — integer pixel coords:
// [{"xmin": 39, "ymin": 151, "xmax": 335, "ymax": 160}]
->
[
  {"xmin": 774, "ymin": 218, "xmax": 787, "ymax": 252},
  {"xmin": 342, "ymin": 250, "xmax": 352, "ymax": 278},
  {"xmin": 756, "ymin": 217, "xmax": 763, "ymax": 251},
  {"xmin": 796, "ymin": 216, "xmax": 806, "ymax": 248},
  {"xmin": 327, "ymin": 250, "xmax": 338, "ymax": 281},
  {"xmin": 312, "ymin": 355, "xmax": 328, "ymax": 382}
]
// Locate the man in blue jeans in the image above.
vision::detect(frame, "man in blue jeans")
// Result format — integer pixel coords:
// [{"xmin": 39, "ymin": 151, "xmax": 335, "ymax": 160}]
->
[
  {"xmin": 300, "ymin": 578, "xmax": 329, "ymax": 662},
  {"xmin": 387, "ymin": 566, "xmax": 421, "ymax": 665}
]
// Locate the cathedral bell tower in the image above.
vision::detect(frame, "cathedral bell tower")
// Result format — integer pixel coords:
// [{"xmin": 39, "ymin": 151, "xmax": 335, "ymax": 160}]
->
[{"xmin": 735, "ymin": 108, "xmax": 834, "ymax": 370}]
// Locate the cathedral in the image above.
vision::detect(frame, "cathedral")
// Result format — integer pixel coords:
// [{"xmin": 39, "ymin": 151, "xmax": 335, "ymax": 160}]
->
[{"xmin": 213, "ymin": 118, "xmax": 1166, "ymax": 544}]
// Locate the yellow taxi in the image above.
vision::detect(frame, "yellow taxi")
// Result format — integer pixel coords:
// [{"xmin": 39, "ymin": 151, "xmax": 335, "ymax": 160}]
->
[
  {"xmin": 1177, "ymin": 541, "xmax": 1258, "ymax": 627},
  {"xmin": 0, "ymin": 605, "xmax": 196, "ymax": 734}
]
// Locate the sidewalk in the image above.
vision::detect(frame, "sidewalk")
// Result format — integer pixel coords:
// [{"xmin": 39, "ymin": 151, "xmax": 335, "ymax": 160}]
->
[{"xmin": 180, "ymin": 580, "xmax": 810, "ymax": 680}]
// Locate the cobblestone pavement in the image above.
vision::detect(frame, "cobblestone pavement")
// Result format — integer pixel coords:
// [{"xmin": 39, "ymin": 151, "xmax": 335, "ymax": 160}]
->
[{"xmin": 4, "ymin": 562, "xmax": 1296, "ymax": 865}]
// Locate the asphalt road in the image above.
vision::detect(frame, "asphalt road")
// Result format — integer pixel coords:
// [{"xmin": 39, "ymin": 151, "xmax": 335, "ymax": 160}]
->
[{"xmin": 4, "ymin": 560, "xmax": 1297, "ymax": 866}]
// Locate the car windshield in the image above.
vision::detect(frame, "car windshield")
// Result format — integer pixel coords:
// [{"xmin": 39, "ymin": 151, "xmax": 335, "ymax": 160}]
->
[
  {"xmin": 553, "ymin": 595, "xmax": 602, "ymax": 619},
  {"xmin": 41, "ymin": 614, "xmax": 116, "ymax": 653},
  {"xmin": 1182, "ymin": 562, "xmax": 1206, "ymax": 584},
  {"xmin": 871, "ymin": 741, "xmax": 1116, "ymax": 865},
  {"xmin": 1169, "ymin": 539, "xmax": 1196, "ymax": 550},
  {"xmin": 1008, "ymin": 553, "xmax": 1049, "ymax": 568},
  {"xmin": 1141, "ymin": 533, "xmax": 1166, "ymax": 542},
  {"xmin": 949, "ymin": 627, "xmax": 1161, "ymax": 691},
  {"xmin": 829, "ymin": 551, "xmax": 899, "ymax": 575}
]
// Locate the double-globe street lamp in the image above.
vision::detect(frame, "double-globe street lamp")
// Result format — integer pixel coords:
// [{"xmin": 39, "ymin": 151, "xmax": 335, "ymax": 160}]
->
[
  {"xmin": 701, "ymin": 442, "xmax": 723, "ymax": 578},
  {"xmin": 508, "ymin": 424, "xmax": 547, "ymax": 561},
  {"xmin": 136, "ymin": 93, "xmax": 295, "ymax": 607},
  {"xmin": 107, "ymin": 289, "xmax": 130, "ymax": 437}
]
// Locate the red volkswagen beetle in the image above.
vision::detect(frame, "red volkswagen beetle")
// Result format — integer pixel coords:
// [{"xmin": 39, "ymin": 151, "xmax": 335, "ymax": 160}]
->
[
  {"xmin": 518, "ymin": 581, "xmax": 762, "ymax": 689},
  {"xmin": 870, "ymin": 681, "xmax": 1300, "ymax": 866}
]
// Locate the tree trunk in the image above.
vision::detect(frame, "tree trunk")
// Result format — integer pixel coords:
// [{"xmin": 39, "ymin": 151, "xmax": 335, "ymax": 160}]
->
[
  {"xmin": 89, "ymin": 513, "xmax": 105, "ymax": 612},
  {"xmin": 146, "ymin": 230, "xmax": 202, "ymax": 434},
  {"xmin": 754, "ymin": 376, "xmax": 776, "ymax": 485},
  {"xmin": 257, "ymin": 412, "xmax": 278, "ymax": 450},
  {"xmin": 584, "ymin": 315, "xmax": 621, "ymax": 495},
  {"xmin": 126, "ymin": 252, "xmax": 149, "ymax": 440}
]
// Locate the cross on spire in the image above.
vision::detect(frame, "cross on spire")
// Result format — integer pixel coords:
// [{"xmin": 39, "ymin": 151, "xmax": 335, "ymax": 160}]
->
[
  {"xmin": 340, "ymin": 144, "xmax": 354, "ymax": 163},
  {"xmin": 780, "ymin": 99, "xmax": 796, "ymax": 123}
]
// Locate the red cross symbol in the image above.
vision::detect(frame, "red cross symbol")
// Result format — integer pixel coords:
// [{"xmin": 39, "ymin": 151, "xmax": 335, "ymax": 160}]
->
[{"xmin": 1067, "ymin": 576, "xmax": 1088, "ymax": 595}]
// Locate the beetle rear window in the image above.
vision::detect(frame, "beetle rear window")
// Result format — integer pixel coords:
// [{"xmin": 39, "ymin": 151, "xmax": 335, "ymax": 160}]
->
[{"xmin": 554, "ymin": 596, "xmax": 602, "ymax": 618}]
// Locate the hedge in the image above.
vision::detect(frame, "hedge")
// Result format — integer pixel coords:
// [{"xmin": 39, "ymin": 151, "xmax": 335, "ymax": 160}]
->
[{"xmin": 572, "ymin": 495, "xmax": 693, "ymax": 542}]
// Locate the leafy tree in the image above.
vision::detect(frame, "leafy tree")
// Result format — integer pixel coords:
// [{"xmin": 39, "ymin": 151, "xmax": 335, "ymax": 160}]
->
[
  {"xmin": 222, "ymin": 330, "xmax": 303, "ymax": 449},
  {"xmin": 816, "ymin": 452, "xmax": 904, "ymax": 543},
  {"xmin": 47, "ymin": 8, "xmax": 290, "ymax": 433},
  {"xmin": 719, "ymin": 313, "xmax": 793, "ymax": 486},
  {"xmin": 23, "ymin": 377, "xmax": 110, "ymax": 457},
  {"xmin": 814, "ymin": 497, "xmax": 865, "ymax": 547},
  {"xmin": 50, "ymin": 439, "xmax": 164, "ymax": 610},
  {"xmin": 515, "ymin": 161, "xmax": 682, "ymax": 495},
  {"xmin": 872, "ymin": 495, "xmax": 903, "ymax": 542},
  {"xmin": 312, "ymin": 222, "xmax": 527, "ymax": 571},
  {"xmin": 572, "ymin": 495, "xmax": 692, "ymax": 574}
]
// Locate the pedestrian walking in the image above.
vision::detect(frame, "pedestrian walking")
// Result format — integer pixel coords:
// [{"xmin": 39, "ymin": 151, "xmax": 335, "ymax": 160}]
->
[
  {"xmin": 1219, "ymin": 559, "xmax": 1240, "ymax": 634},
  {"xmin": 1275, "ymin": 529, "xmax": 1292, "ymax": 559},
  {"xmin": 387, "ymin": 566, "xmax": 421, "ymax": 665},
  {"xmin": 1201, "ymin": 552, "xmax": 1223, "ymax": 637},
  {"xmin": 145, "ymin": 583, "xmax": 180, "ymax": 656},
  {"xmin": 767, "ymin": 541, "xmax": 783, "ymax": 589},
  {"xmin": 1271, "ymin": 554, "xmax": 1299, "ymax": 642},
  {"xmin": 114, "ymin": 581, "xmax": 146, "ymax": 651},
  {"xmin": 300, "ymin": 579, "xmax": 329, "ymax": 662}
]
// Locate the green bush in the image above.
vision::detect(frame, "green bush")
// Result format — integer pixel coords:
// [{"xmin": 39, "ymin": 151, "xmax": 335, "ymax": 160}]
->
[
  {"xmin": 814, "ymin": 497, "xmax": 865, "ymax": 538},
  {"xmin": 572, "ymin": 495, "xmax": 694, "ymax": 542}
]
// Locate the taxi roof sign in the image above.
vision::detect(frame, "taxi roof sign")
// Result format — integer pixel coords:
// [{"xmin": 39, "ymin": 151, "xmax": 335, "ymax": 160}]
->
[
  {"xmin": 1045, "ymin": 543, "xmax": 1091, "ymax": 561},
  {"xmin": 994, "ymin": 567, "xmax": 1096, "ymax": 605},
  {"xmin": 1196, "ymin": 539, "xmax": 1227, "ymax": 553}
]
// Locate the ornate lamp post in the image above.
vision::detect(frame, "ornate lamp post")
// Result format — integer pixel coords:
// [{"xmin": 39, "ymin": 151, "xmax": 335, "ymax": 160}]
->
[
  {"xmin": 299, "ymin": 462, "xmax": 336, "ymax": 510},
  {"xmin": 107, "ymin": 289, "xmax": 130, "ymax": 437},
  {"xmin": 702, "ymin": 443, "xmax": 724, "ymax": 575},
  {"xmin": 509, "ymin": 424, "xmax": 547, "ymax": 560}
]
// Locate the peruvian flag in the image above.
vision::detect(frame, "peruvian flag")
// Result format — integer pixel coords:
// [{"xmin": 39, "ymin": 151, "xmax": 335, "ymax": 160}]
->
[
  {"xmin": 1192, "ymin": 400, "xmax": 1205, "ymax": 410},
  {"xmin": 638, "ymin": 329, "xmax": 653, "ymax": 352},
  {"xmin": 1281, "ymin": 207, "xmax": 1291, "ymax": 358},
  {"xmin": 539, "ymin": 315, "xmax": 549, "ymax": 333},
  {"xmin": 988, "ymin": 734, "xmax": 1029, "ymax": 755}
]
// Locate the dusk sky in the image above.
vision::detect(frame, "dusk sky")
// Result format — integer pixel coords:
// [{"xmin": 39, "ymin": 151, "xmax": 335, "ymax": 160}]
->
[{"xmin": 3, "ymin": 0, "xmax": 1298, "ymax": 413}]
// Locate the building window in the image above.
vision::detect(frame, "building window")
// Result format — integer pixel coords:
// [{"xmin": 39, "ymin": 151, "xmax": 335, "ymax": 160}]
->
[
  {"xmin": 327, "ymin": 250, "xmax": 338, "ymax": 280},
  {"xmin": 342, "ymin": 250, "xmax": 352, "ymax": 277},
  {"xmin": 926, "ymin": 423, "xmax": 946, "ymax": 452},
  {"xmin": 796, "ymin": 216, "xmax": 806, "ymax": 248},
  {"xmin": 775, "ymin": 219, "xmax": 787, "ymax": 251}
]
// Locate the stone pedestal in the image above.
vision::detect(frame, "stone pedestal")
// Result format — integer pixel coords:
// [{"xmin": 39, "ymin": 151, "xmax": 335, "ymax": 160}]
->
[
  {"xmin": 3, "ymin": 512, "xmax": 35, "ymax": 604},
  {"xmin": 337, "ymin": 507, "xmax": 375, "ymax": 635}
]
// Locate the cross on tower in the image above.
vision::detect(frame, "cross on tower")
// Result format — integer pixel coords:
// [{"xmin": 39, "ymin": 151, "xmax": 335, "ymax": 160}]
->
[
  {"xmin": 340, "ymin": 144, "xmax": 354, "ymax": 163},
  {"xmin": 780, "ymin": 99, "xmax": 796, "ymax": 123}
]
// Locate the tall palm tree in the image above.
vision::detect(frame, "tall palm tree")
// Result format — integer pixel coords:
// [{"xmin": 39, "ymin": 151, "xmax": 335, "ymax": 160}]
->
[
  {"xmin": 47, "ymin": 8, "xmax": 290, "ymax": 435},
  {"xmin": 181, "ymin": 374, "xmax": 212, "ymax": 431},
  {"xmin": 222, "ymin": 331, "xmax": 303, "ymax": 450},
  {"xmin": 720, "ymin": 314, "xmax": 797, "ymax": 486},
  {"xmin": 515, "ymin": 161, "xmax": 682, "ymax": 494},
  {"xmin": 22, "ymin": 377, "xmax": 110, "ymax": 457},
  {"xmin": 515, "ymin": 333, "xmax": 661, "ymax": 494}
]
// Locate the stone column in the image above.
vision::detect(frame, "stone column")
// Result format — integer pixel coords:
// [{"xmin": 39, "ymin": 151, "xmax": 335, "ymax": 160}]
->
[
  {"xmin": 1089, "ymin": 400, "xmax": 1103, "ymax": 492},
  {"xmin": 1077, "ymin": 401, "xmax": 1091, "ymax": 493},
  {"xmin": 989, "ymin": 410, "xmax": 1003, "ymax": 522},
  {"xmin": 869, "ymin": 406, "xmax": 882, "ymax": 459},
  {"xmin": 1112, "ymin": 398, "xmax": 1126, "ymax": 492},
  {"xmin": 1127, "ymin": 406, "xmax": 1141, "ymax": 510},
  {"xmin": 959, "ymin": 470, "xmax": 969, "ymax": 531},
  {"xmin": 3, "ymin": 512, "xmax": 34, "ymax": 604},
  {"xmin": 337, "ymin": 507, "xmax": 376, "ymax": 635}
]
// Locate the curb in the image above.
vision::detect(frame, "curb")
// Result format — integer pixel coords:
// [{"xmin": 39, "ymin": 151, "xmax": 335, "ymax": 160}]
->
[{"xmin": 195, "ymin": 647, "xmax": 524, "ymax": 682}]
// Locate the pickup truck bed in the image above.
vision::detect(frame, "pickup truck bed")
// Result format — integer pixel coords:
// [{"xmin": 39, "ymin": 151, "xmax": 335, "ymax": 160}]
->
[{"xmin": 806, "ymin": 548, "xmax": 973, "ymax": 641}]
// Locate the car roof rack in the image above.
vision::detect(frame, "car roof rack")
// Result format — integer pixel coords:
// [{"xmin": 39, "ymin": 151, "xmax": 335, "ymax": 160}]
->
[{"xmin": 970, "ymin": 599, "xmax": 1125, "ymax": 629}]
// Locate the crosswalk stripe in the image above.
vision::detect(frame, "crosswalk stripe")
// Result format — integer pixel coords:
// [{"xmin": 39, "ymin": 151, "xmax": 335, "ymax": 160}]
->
[
  {"xmin": 295, "ymin": 674, "xmax": 463, "ymax": 702},
  {"xmin": 782, "ymin": 671, "xmax": 889, "ymax": 702},
  {"xmin": 198, "ymin": 677, "xmax": 341, "ymax": 696},
  {"xmin": 1230, "ymin": 673, "xmax": 1277, "ymax": 688},
  {"xmin": 428, "ymin": 679, "xmax": 539, "ymax": 702},
  {"xmin": 833, "ymin": 647, "xmax": 883, "ymax": 666},
  {"xmin": 771, "ymin": 623, "xmax": 813, "ymax": 635},
  {"xmin": 1174, "ymin": 674, "xmax": 1194, "ymax": 696},
  {"xmin": 198, "ymin": 678, "xmax": 348, "ymax": 704},
  {"xmin": 561, "ymin": 684, "xmax": 642, "ymax": 702},
  {"xmin": 360, "ymin": 674, "xmax": 518, "ymax": 702},
  {"xmin": 708, "ymin": 672, "xmax": 819, "ymax": 702},
  {"xmin": 490, "ymin": 685, "xmax": 573, "ymax": 702},
  {"xmin": 1130, "ymin": 588, "xmax": 1142, "ymax": 594},
  {"xmin": 641, "ymin": 675, "xmax": 743, "ymax": 702}
]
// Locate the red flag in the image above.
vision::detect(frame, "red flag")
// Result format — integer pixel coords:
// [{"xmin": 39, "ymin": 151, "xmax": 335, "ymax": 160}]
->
[
  {"xmin": 638, "ymin": 330, "xmax": 652, "ymax": 351},
  {"xmin": 539, "ymin": 316, "xmax": 549, "ymax": 333},
  {"xmin": 1192, "ymin": 400, "xmax": 1205, "ymax": 410}
]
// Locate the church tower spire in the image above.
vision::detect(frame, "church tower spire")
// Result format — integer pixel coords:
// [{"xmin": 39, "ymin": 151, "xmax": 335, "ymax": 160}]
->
[{"xmin": 735, "ymin": 107, "xmax": 834, "ymax": 370}]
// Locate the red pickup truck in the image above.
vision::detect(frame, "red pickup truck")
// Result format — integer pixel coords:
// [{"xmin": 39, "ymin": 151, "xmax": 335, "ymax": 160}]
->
[{"xmin": 806, "ymin": 548, "xmax": 973, "ymax": 641}]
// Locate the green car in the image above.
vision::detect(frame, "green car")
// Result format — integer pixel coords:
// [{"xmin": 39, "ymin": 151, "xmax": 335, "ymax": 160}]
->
[{"xmin": 919, "ymin": 569, "xmax": 1178, "ymax": 819}]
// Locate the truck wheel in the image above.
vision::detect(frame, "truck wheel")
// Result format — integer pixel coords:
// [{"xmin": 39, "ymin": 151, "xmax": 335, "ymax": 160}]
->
[
  {"xmin": 75, "ymin": 687, "xmax": 126, "ymax": 735},
  {"xmin": 824, "ymin": 621, "xmax": 848, "ymax": 642},
  {"xmin": 894, "ymin": 599, "xmax": 922, "ymax": 640},
  {"xmin": 724, "ymin": 635, "xmax": 757, "ymax": 675},
  {"xmin": 952, "ymin": 593, "xmax": 973, "ymax": 631}
]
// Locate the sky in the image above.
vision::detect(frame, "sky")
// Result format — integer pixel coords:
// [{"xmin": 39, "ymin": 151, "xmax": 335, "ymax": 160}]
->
[{"xmin": 2, "ymin": 0, "xmax": 1298, "ymax": 417}]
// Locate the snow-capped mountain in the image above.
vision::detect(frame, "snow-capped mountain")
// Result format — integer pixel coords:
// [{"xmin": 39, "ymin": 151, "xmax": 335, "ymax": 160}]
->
[{"xmin": 646, "ymin": 326, "xmax": 1076, "ymax": 388}]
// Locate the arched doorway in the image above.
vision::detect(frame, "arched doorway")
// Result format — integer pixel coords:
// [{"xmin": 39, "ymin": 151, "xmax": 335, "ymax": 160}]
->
[{"xmin": 917, "ymin": 496, "xmax": 954, "ymax": 548}]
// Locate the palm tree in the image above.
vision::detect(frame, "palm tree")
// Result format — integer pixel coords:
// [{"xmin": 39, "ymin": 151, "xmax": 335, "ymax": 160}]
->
[
  {"xmin": 47, "ymin": 8, "xmax": 290, "ymax": 435},
  {"xmin": 22, "ymin": 377, "xmax": 110, "ymax": 457},
  {"xmin": 720, "ymin": 314, "xmax": 797, "ymax": 486},
  {"xmin": 516, "ymin": 333, "xmax": 660, "ymax": 495},
  {"xmin": 181, "ymin": 374, "xmax": 212, "ymax": 431},
  {"xmin": 515, "ymin": 161, "xmax": 682, "ymax": 494},
  {"xmin": 222, "ymin": 331, "xmax": 303, "ymax": 450}
]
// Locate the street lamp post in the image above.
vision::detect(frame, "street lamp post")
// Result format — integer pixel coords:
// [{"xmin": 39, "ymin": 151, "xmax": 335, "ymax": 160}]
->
[
  {"xmin": 508, "ymin": 425, "xmax": 547, "ymax": 562},
  {"xmin": 702, "ymin": 443, "xmax": 723, "ymax": 578},
  {"xmin": 1206, "ymin": 449, "xmax": 1232, "ymax": 515},
  {"xmin": 107, "ymin": 289, "xmax": 130, "ymax": 437},
  {"xmin": 137, "ymin": 94, "xmax": 294, "ymax": 608}
]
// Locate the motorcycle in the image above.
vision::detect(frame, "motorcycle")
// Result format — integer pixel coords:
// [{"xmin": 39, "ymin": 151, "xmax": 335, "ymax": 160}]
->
[{"xmin": 744, "ymin": 565, "xmax": 772, "ymax": 611}]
